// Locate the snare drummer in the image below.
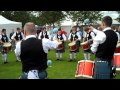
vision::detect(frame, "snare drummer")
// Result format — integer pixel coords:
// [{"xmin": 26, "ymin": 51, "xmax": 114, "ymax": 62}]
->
[
  {"xmin": 82, "ymin": 26, "xmax": 96, "ymax": 60},
  {"xmin": 68, "ymin": 26, "xmax": 81, "ymax": 62},
  {"xmin": 53, "ymin": 29, "xmax": 66, "ymax": 61},
  {"xmin": 11, "ymin": 27, "xmax": 24, "ymax": 62},
  {"xmin": 0, "ymin": 29, "xmax": 9, "ymax": 64}
]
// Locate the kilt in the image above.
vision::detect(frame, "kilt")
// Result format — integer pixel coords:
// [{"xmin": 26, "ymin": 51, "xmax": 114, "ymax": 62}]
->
[
  {"xmin": 20, "ymin": 70, "xmax": 47, "ymax": 79},
  {"xmin": 84, "ymin": 49, "xmax": 91, "ymax": 53},
  {"xmin": 56, "ymin": 42, "xmax": 65, "ymax": 53},
  {"xmin": 93, "ymin": 58, "xmax": 112, "ymax": 79}
]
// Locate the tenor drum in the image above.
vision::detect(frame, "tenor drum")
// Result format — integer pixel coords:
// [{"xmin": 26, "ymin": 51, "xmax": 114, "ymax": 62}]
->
[
  {"xmin": 68, "ymin": 41, "xmax": 76, "ymax": 51},
  {"xmin": 81, "ymin": 42, "xmax": 90, "ymax": 50},
  {"xmin": 75, "ymin": 60, "xmax": 94, "ymax": 78},
  {"xmin": 57, "ymin": 42, "xmax": 63, "ymax": 50},
  {"xmin": 114, "ymin": 53, "xmax": 120, "ymax": 71},
  {"xmin": 115, "ymin": 43, "xmax": 120, "ymax": 53},
  {"xmin": 3, "ymin": 42, "xmax": 12, "ymax": 53}
]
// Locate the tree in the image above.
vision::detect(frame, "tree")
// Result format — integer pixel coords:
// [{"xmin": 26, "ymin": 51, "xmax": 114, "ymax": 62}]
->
[
  {"xmin": 12, "ymin": 11, "xmax": 30, "ymax": 27},
  {"xmin": 38, "ymin": 11, "xmax": 66, "ymax": 28},
  {"xmin": 66, "ymin": 11, "xmax": 102, "ymax": 26},
  {"xmin": 116, "ymin": 11, "xmax": 120, "ymax": 22}
]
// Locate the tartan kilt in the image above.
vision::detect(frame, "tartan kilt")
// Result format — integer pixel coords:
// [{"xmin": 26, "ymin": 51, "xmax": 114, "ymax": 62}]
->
[{"xmin": 93, "ymin": 59, "xmax": 112, "ymax": 79}]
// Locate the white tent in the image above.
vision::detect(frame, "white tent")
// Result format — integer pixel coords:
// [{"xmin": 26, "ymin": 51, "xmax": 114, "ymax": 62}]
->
[{"xmin": 0, "ymin": 15, "xmax": 22, "ymax": 39}]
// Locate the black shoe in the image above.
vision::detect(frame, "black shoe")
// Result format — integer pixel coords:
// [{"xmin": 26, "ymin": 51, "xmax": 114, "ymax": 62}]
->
[
  {"xmin": 60, "ymin": 58, "xmax": 62, "ymax": 61},
  {"xmin": 56, "ymin": 59, "xmax": 59, "ymax": 61},
  {"xmin": 4, "ymin": 62, "xmax": 8, "ymax": 64},
  {"xmin": 16, "ymin": 60, "xmax": 18, "ymax": 62},
  {"xmin": 68, "ymin": 59, "xmax": 72, "ymax": 62},
  {"xmin": 74, "ymin": 59, "xmax": 77, "ymax": 62}
]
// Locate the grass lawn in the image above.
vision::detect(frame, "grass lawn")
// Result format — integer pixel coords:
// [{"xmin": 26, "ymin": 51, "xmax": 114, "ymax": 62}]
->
[{"xmin": 0, "ymin": 42, "xmax": 120, "ymax": 79}]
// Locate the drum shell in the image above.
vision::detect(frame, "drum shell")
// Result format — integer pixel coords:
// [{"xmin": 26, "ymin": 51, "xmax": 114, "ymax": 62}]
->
[{"xmin": 75, "ymin": 60, "xmax": 94, "ymax": 78}]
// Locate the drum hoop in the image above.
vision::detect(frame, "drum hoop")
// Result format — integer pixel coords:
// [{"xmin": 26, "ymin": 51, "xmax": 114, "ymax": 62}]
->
[
  {"xmin": 116, "ymin": 68, "xmax": 120, "ymax": 71},
  {"xmin": 114, "ymin": 53, "xmax": 120, "ymax": 55},
  {"xmin": 78, "ymin": 60, "xmax": 94, "ymax": 63},
  {"xmin": 75, "ymin": 74, "xmax": 93, "ymax": 78},
  {"xmin": 3, "ymin": 43, "xmax": 11, "ymax": 47}
]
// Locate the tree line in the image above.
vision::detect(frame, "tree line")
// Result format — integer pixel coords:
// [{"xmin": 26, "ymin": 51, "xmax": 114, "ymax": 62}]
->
[{"xmin": 0, "ymin": 11, "xmax": 119, "ymax": 28}]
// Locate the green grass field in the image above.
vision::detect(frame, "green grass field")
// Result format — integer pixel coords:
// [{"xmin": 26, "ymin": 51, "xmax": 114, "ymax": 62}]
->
[{"xmin": 0, "ymin": 42, "xmax": 120, "ymax": 79}]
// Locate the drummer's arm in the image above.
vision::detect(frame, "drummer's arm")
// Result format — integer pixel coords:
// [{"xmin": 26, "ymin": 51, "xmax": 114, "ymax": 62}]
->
[
  {"xmin": 62, "ymin": 34, "xmax": 67, "ymax": 42},
  {"xmin": 42, "ymin": 38, "xmax": 59, "ymax": 53},
  {"xmin": 91, "ymin": 32, "xmax": 106, "ymax": 53},
  {"xmin": 0, "ymin": 35, "xmax": 3, "ymax": 44},
  {"xmin": 68, "ymin": 33, "xmax": 71, "ymax": 42},
  {"xmin": 15, "ymin": 41, "xmax": 21, "ymax": 59},
  {"xmin": 75, "ymin": 32, "xmax": 81, "ymax": 41},
  {"xmin": 21, "ymin": 32, "xmax": 25, "ymax": 40},
  {"xmin": 11, "ymin": 33, "xmax": 16, "ymax": 41}
]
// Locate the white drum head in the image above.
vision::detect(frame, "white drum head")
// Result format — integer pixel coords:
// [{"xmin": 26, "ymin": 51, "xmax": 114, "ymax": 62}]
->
[{"xmin": 3, "ymin": 43, "xmax": 11, "ymax": 47}]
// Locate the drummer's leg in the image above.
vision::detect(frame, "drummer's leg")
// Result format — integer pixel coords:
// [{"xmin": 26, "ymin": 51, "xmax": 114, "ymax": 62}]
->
[
  {"xmin": 56, "ymin": 50, "xmax": 59, "ymax": 60},
  {"xmin": 68, "ymin": 52, "xmax": 73, "ymax": 62},
  {"xmin": 1, "ymin": 51, "xmax": 8, "ymax": 64},
  {"xmin": 60, "ymin": 53, "xmax": 62, "ymax": 60},
  {"xmin": 84, "ymin": 53, "xmax": 87, "ymax": 60},
  {"xmin": 73, "ymin": 52, "xmax": 77, "ymax": 61}
]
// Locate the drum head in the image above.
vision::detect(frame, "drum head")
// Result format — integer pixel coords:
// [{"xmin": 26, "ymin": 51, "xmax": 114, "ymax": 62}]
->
[
  {"xmin": 116, "ymin": 43, "xmax": 120, "ymax": 47},
  {"xmin": 58, "ymin": 42, "xmax": 62, "ymax": 45},
  {"xmin": 3, "ymin": 43, "xmax": 11, "ymax": 47},
  {"xmin": 68, "ymin": 42, "xmax": 75, "ymax": 46},
  {"xmin": 81, "ymin": 42, "xmax": 87, "ymax": 45}
]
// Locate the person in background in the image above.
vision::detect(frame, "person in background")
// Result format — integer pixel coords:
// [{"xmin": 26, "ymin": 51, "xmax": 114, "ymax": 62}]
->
[
  {"xmin": 82, "ymin": 26, "xmax": 96, "ymax": 60},
  {"xmin": 9, "ymin": 29, "xmax": 15, "ymax": 50},
  {"xmin": 0, "ymin": 29, "xmax": 9, "ymax": 64},
  {"xmin": 111, "ymin": 25, "xmax": 119, "ymax": 42},
  {"xmin": 11, "ymin": 27, "xmax": 24, "ymax": 62},
  {"xmin": 38, "ymin": 27, "xmax": 51, "ymax": 40},
  {"xmin": 68, "ymin": 26, "xmax": 81, "ymax": 62},
  {"xmin": 53, "ymin": 29, "xmax": 66, "ymax": 61}
]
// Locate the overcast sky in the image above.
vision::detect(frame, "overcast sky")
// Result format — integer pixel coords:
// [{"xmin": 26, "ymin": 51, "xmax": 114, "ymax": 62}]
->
[{"xmin": 102, "ymin": 11, "xmax": 119, "ymax": 19}]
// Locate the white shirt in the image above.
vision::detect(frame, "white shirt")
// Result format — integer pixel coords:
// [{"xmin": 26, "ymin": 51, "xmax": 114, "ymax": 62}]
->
[
  {"xmin": 68, "ymin": 32, "xmax": 81, "ymax": 41},
  {"xmin": 114, "ymin": 31, "xmax": 120, "ymax": 42},
  {"xmin": 11, "ymin": 32, "xmax": 24, "ymax": 40},
  {"xmin": 15, "ymin": 35, "xmax": 58, "ymax": 58},
  {"xmin": 0, "ymin": 34, "xmax": 2, "ymax": 40},
  {"xmin": 38, "ymin": 31, "xmax": 51, "ymax": 40},
  {"xmin": 91, "ymin": 27, "xmax": 112, "ymax": 53},
  {"xmin": 53, "ymin": 34, "xmax": 67, "ymax": 41}
]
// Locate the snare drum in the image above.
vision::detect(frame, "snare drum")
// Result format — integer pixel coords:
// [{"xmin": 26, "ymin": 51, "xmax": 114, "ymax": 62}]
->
[
  {"xmin": 114, "ymin": 53, "xmax": 120, "ymax": 71},
  {"xmin": 75, "ymin": 60, "xmax": 94, "ymax": 78},
  {"xmin": 81, "ymin": 42, "xmax": 90, "ymax": 50},
  {"xmin": 68, "ymin": 41, "xmax": 77, "ymax": 51},
  {"xmin": 3, "ymin": 42, "xmax": 12, "ymax": 53},
  {"xmin": 57, "ymin": 42, "xmax": 63, "ymax": 50},
  {"xmin": 115, "ymin": 43, "xmax": 120, "ymax": 53}
]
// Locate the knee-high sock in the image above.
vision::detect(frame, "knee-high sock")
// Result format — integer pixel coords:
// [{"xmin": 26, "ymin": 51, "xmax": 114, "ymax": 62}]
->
[
  {"xmin": 4, "ymin": 53, "xmax": 7, "ymax": 62},
  {"xmin": 2, "ymin": 54, "xmax": 7, "ymax": 62},
  {"xmin": 74, "ymin": 53, "xmax": 76, "ymax": 59},
  {"xmin": 84, "ymin": 53, "xmax": 87, "ymax": 60},
  {"xmin": 70, "ymin": 53, "xmax": 72, "ymax": 59},
  {"xmin": 88, "ymin": 53, "xmax": 91, "ymax": 60},
  {"xmin": 56, "ymin": 53, "xmax": 59, "ymax": 59},
  {"xmin": 60, "ymin": 53, "xmax": 62, "ymax": 59},
  {"xmin": 2, "ymin": 54, "xmax": 5, "ymax": 62}
]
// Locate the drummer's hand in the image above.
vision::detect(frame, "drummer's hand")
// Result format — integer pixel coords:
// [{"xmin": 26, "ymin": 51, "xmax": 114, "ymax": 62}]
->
[
  {"xmin": 89, "ymin": 26, "xmax": 94, "ymax": 32},
  {"xmin": 60, "ymin": 39, "xmax": 64, "ymax": 42}
]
